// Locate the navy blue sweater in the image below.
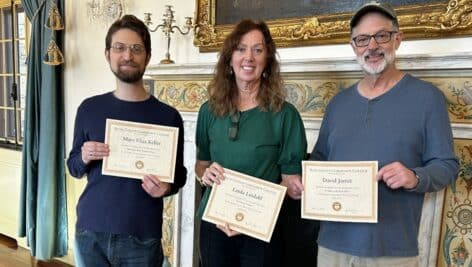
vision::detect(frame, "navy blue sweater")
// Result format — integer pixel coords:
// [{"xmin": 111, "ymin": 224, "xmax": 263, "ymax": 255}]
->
[{"xmin": 67, "ymin": 92, "xmax": 187, "ymax": 238}]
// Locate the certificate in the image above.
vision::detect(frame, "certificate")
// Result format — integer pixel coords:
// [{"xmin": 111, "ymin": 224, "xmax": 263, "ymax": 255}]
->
[
  {"xmin": 302, "ymin": 161, "xmax": 378, "ymax": 223},
  {"xmin": 102, "ymin": 119, "xmax": 178, "ymax": 183},
  {"xmin": 202, "ymin": 168, "xmax": 287, "ymax": 242}
]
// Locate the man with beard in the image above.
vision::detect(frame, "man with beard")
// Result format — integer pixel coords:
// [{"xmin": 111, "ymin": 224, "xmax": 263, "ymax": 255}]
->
[
  {"xmin": 310, "ymin": 2, "xmax": 458, "ymax": 266},
  {"xmin": 67, "ymin": 15, "xmax": 187, "ymax": 267}
]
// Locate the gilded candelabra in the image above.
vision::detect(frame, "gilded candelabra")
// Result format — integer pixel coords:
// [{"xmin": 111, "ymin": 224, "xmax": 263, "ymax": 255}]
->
[{"xmin": 144, "ymin": 5, "xmax": 193, "ymax": 64}]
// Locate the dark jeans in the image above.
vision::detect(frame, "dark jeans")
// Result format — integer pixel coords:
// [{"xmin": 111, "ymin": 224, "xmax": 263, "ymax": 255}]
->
[
  {"xmin": 74, "ymin": 228, "xmax": 163, "ymax": 267},
  {"xmin": 199, "ymin": 220, "xmax": 281, "ymax": 267}
]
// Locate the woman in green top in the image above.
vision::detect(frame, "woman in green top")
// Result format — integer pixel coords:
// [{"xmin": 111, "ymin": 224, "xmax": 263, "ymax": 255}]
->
[{"xmin": 195, "ymin": 19, "xmax": 307, "ymax": 267}]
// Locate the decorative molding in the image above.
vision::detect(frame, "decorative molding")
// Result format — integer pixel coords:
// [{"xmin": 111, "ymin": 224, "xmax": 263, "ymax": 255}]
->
[
  {"xmin": 419, "ymin": 191, "xmax": 444, "ymax": 267},
  {"xmin": 146, "ymin": 53, "xmax": 472, "ymax": 76},
  {"xmin": 161, "ymin": 194, "xmax": 181, "ymax": 267},
  {"xmin": 453, "ymin": 123, "xmax": 472, "ymax": 138}
]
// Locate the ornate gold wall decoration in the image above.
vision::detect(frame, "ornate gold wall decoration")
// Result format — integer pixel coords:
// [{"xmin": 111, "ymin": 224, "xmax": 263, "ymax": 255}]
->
[
  {"xmin": 437, "ymin": 139, "xmax": 472, "ymax": 267},
  {"xmin": 146, "ymin": 78, "xmax": 354, "ymax": 116},
  {"xmin": 161, "ymin": 196, "xmax": 176, "ymax": 267},
  {"xmin": 285, "ymin": 79, "xmax": 354, "ymax": 117},
  {"xmin": 417, "ymin": 0, "xmax": 472, "ymax": 31},
  {"xmin": 145, "ymin": 75, "xmax": 472, "ymax": 122},
  {"xmin": 153, "ymin": 81, "xmax": 209, "ymax": 112},
  {"xmin": 430, "ymin": 78, "xmax": 472, "ymax": 124},
  {"xmin": 194, "ymin": 0, "xmax": 472, "ymax": 52}
]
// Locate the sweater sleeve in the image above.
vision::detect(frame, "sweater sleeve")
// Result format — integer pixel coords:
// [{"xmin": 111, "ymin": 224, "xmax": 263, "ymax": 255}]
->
[
  {"xmin": 411, "ymin": 87, "xmax": 459, "ymax": 193},
  {"xmin": 67, "ymin": 103, "xmax": 90, "ymax": 178},
  {"xmin": 167, "ymin": 111, "xmax": 188, "ymax": 196},
  {"xmin": 278, "ymin": 103, "xmax": 307, "ymax": 175}
]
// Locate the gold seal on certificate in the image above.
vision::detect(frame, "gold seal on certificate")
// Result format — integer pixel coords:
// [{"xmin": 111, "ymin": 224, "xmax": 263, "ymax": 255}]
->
[
  {"xmin": 102, "ymin": 119, "xmax": 178, "ymax": 183},
  {"xmin": 332, "ymin": 201, "xmax": 341, "ymax": 211},
  {"xmin": 202, "ymin": 168, "xmax": 287, "ymax": 242},
  {"xmin": 135, "ymin": 160, "xmax": 144, "ymax": 169},
  {"xmin": 235, "ymin": 212, "xmax": 244, "ymax": 222},
  {"xmin": 302, "ymin": 161, "xmax": 378, "ymax": 223}
]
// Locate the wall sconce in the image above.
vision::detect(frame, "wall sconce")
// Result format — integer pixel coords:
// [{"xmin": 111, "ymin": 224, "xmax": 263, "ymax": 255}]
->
[
  {"xmin": 86, "ymin": 0, "xmax": 125, "ymax": 26},
  {"xmin": 144, "ymin": 5, "xmax": 193, "ymax": 64}
]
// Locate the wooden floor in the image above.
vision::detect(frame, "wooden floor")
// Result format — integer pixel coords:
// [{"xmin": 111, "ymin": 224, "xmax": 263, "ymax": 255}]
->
[{"xmin": 0, "ymin": 234, "xmax": 72, "ymax": 267}]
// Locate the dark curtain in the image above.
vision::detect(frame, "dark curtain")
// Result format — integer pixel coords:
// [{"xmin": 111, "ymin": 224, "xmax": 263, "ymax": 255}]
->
[{"xmin": 18, "ymin": 0, "xmax": 67, "ymax": 260}]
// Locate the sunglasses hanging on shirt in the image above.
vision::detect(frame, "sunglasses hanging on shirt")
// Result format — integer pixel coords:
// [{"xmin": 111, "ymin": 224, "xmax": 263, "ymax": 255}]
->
[{"xmin": 228, "ymin": 111, "xmax": 241, "ymax": 141}]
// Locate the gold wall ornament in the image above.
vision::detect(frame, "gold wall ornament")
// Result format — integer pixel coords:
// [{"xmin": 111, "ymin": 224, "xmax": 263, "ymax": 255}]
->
[
  {"xmin": 417, "ymin": 0, "xmax": 472, "ymax": 31},
  {"xmin": 194, "ymin": 0, "xmax": 472, "ymax": 52},
  {"xmin": 43, "ymin": 39, "xmax": 64, "ymax": 65}
]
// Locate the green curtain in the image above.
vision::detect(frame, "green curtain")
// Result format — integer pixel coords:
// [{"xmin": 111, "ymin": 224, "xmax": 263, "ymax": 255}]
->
[{"xmin": 18, "ymin": 0, "xmax": 67, "ymax": 260}]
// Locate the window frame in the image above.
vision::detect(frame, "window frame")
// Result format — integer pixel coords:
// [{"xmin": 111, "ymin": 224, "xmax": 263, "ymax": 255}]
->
[{"xmin": 0, "ymin": 0, "xmax": 29, "ymax": 149}]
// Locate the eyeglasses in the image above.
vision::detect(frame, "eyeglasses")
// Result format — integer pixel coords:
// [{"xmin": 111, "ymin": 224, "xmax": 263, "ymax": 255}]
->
[
  {"xmin": 110, "ymin": 42, "xmax": 146, "ymax": 55},
  {"xmin": 352, "ymin": 30, "xmax": 398, "ymax": 47},
  {"xmin": 228, "ymin": 111, "xmax": 240, "ymax": 141}
]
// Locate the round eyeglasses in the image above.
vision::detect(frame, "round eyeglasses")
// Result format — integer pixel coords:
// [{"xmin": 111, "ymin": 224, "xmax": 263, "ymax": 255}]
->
[{"xmin": 110, "ymin": 42, "xmax": 146, "ymax": 55}]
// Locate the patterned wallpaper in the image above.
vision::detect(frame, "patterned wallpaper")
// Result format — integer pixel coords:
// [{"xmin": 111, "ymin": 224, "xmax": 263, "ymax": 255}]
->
[
  {"xmin": 146, "ymin": 76, "xmax": 472, "ymax": 123},
  {"xmin": 438, "ymin": 139, "xmax": 472, "ymax": 267},
  {"xmin": 434, "ymin": 78, "xmax": 472, "ymax": 124}
]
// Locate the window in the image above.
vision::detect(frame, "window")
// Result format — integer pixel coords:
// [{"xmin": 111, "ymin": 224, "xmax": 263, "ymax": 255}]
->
[{"xmin": 0, "ymin": 0, "xmax": 28, "ymax": 147}]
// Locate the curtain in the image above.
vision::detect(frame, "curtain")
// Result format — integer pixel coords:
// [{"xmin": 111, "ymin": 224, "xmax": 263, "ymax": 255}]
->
[{"xmin": 18, "ymin": 0, "xmax": 67, "ymax": 260}]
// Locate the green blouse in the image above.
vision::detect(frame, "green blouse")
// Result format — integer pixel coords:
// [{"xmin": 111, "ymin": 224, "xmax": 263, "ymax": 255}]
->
[{"xmin": 195, "ymin": 101, "xmax": 307, "ymax": 217}]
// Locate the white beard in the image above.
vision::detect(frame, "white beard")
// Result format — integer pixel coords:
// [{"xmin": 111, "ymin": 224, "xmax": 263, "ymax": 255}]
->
[{"xmin": 357, "ymin": 48, "xmax": 394, "ymax": 76}]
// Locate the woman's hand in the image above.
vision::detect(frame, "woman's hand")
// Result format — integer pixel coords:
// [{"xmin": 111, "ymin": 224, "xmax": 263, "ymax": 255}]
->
[
  {"xmin": 200, "ymin": 162, "xmax": 225, "ymax": 187},
  {"xmin": 281, "ymin": 174, "xmax": 304, "ymax": 200},
  {"xmin": 216, "ymin": 223, "xmax": 241, "ymax": 237}
]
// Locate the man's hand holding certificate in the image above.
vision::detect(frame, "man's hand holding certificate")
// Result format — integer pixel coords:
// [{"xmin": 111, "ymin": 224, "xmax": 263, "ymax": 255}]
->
[
  {"xmin": 202, "ymin": 168, "xmax": 286, "ymax": 242},
  {"xmin": 302, "ymin": 161, "xmax": 378, "ymax": 223},
  {"xmin": 102, "ymin": 119, "xmax": 178, "ymax": 183}
]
